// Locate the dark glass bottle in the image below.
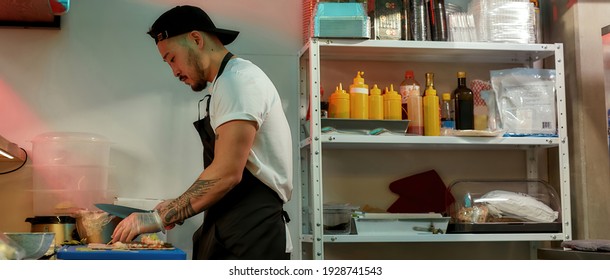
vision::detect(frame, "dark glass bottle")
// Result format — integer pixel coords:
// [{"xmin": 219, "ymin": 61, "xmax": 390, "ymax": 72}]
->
[
  {"xmin": 453, "ymin": 71, "xmax": 474, "ymax": 130},
  {"xmin": 408, "ymin": 0, "xmax": 428, "ymax": 41},
  {"xmin": 427, "ymin": 0, "xmax": 448, "ymax": 41}
]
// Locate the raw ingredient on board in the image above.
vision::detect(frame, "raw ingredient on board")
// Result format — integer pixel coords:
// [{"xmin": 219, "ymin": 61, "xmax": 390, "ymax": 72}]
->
[{"xmin": 88, "ymin": 233, "xmax": 172, "ymax": 250}]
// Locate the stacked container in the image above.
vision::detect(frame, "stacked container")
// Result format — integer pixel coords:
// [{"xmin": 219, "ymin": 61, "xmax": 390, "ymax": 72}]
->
[
  {"xmin": 468, "ymin": 0, "xmax": 535, "ymax": 44},
  {"xmin": 32, "ymin": 132, "xmax": 113, "ymax": 216}
]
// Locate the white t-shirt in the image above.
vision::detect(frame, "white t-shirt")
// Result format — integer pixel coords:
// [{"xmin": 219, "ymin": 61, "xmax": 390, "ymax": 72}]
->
[
  {"xmin": 207, "ymin": 57, "xmax": 294, "ymax": 253},
  {"xmin": 208, "ymin": 57, "xmax": 293, "ymax": 203}
]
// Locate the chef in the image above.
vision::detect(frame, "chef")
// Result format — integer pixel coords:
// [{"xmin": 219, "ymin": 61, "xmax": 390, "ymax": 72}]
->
[{"xmin": 111, "ymin": 5, "xmax": 293, "ymax": 260}]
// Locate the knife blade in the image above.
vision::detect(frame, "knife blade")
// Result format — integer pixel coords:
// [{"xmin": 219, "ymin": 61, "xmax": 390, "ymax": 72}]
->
[{"xmin": 95, "ymin": 203, "xmax": 150, "ymax": 219}]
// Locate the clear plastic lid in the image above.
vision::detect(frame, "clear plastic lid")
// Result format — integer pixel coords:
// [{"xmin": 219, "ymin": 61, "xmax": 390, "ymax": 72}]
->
[
  {"xmin": 32, "ymin": 132, "xmax": 109, "ymax": 143},
  {"xmin": 447, "ymin": 180, "xmax": 561, "ymax": 224}
]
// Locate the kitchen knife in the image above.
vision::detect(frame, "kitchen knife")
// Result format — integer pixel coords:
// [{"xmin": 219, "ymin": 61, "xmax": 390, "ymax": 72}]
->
[{"xmin": 95, "ymin": 203, "xmax": 150, "ymax": 219}]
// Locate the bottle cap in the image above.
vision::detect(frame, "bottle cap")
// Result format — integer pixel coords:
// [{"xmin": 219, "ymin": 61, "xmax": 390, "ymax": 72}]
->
[
  {"xmin": 333, "ymin": 83, "xmax": 348, "ymax": 96},
  {"xmin": 425, "ymin": 72, "xmax": 435, "ymax": 87},
  {"xmin": 457, "ymin": 71, "xmax": 466, "ymax": 78},
  {"xmin": 386, "ymin": 84, "xmax": 400, "ymax": 99},
  {"xmin": 353, "ymin": 71, "xmax": 365, "ymax": 85},
  {"xmin": 425, "ymin": 81, "xmax": 437, "ymax": 96},
  {"xmin": 388, "ymin": 84, "xmax": 397, "ymax": 94},
  {"xmin": 442, "ymin": 93, "xmax": 451, "ymax": 100},
  {"xmin": 405, "ymin": 70, "xmax": 414, "ymax": 79},
  {"xmin": 370, "ymin": 84, "xmax": 381, "ymax": 95},
  {"xmin": 340, "ymin": 83, "xmax": 347, "ymax": 94}
]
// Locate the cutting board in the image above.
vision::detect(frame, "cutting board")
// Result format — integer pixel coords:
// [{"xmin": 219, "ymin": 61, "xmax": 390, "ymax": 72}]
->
[
  {"xmin": 87, "ymin": 242, "xmax": 174, "ymax": 250},
  {"xmin": 57, "ymin": 245, "xmax": 187, "ymax": 260}
]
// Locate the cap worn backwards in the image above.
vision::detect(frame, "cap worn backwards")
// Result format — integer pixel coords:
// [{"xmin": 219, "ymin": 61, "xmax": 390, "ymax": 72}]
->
[{"xmin": 147, "ymin": 5, "xmax": 239, "ymax": 45}]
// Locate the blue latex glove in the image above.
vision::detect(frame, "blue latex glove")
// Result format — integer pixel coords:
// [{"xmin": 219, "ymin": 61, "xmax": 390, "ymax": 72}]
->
[{"xmin": 111, "ymin": 211, "xmax": 164, "ymax": 243}]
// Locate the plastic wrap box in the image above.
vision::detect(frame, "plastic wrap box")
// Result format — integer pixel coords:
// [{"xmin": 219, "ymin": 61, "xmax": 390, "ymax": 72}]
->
[
  {"xmin": 354, "ymin": 213, "xmax": 450, "ymax": 235},
  {"xmin": 314, "ymin": 2, "xmax": 370, "ymax": 38},
  {"xmin": 447, "ymin": 180, "xmax": 562, "ymax": 233},
  {"xmin": 369, "ymin": 0, "xmax": 405, "ymax": 40}
]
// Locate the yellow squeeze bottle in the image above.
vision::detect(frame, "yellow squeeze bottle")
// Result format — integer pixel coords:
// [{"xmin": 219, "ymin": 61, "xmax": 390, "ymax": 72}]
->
[
  {"xmin": 329, "ymin": 83, "xmax": 350, "ymax": 118},
  {"xmin": 383, "ymin": 84, "xmax": 402, "ymax": 120},
  {"xmin": 423, "ymin": 73, "xmax": 441, "ymax": 136},
  {"xmin": 349, "ymin": 71, "xmax": 369, "ymax": 119},
  {"xmin": 368, "ymin": 84, "xmax": 383, "ymax": 120}
]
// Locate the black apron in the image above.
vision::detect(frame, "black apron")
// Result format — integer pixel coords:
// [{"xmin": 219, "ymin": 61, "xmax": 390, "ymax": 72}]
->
[{"xmin": 191, "ymin": 52, "xmax": 290, "ymax": 260}]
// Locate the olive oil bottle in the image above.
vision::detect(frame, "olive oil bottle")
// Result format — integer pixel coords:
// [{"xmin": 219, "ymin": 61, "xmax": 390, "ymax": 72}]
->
[{"xmin": 453, "ymin": 71, "xmax": 474, "ymax": 130}]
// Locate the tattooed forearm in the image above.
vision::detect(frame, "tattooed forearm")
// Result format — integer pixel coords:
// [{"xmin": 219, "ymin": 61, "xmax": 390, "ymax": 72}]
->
[{"xmin": 162, "ymin": 178, "xmax": 220, "ymax": 225}]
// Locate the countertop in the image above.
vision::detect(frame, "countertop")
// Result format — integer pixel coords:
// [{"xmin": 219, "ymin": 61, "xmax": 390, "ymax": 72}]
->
[{"xmin": 537, "ymin": 248, "xmax": 610, "ymax": 260}]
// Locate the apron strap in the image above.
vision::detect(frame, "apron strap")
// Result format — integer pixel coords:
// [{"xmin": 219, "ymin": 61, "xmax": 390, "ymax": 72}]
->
[
  {"xmin": 281, "ymin": 210, "xmax": 290, "ymax": 224},
  {"xmin": 217, "ymin": 51, "xmax": 233, "ymax": 82},
  {"xmin": 197, "ymin": 51, "xmax": 234, "ymax": 121}
]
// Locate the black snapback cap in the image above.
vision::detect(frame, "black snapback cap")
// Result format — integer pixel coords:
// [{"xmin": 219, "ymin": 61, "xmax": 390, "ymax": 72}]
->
[{"xmin": 147, "ymin": 5, "xmax": 239, "ymax": 45}]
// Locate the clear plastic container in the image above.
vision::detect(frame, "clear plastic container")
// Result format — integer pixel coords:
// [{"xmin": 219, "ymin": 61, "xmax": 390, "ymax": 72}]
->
[
  {"xmin": 32, "ymin": 132, "xmax": 110, "ymax": 166},
  {"xmin": 323, "ymin": 203, "xmax": 359, "ymax": 234},
  {"xmin": 447, "ymin": 180, "xmax": 561, "ymax": 233},
  {"xmin": 32, "ymin": 189, "xmax": 114, "ymax": 216},
  {"xmin": 31, "ymin": 132, "xmax": 112, "ymax": 216}
]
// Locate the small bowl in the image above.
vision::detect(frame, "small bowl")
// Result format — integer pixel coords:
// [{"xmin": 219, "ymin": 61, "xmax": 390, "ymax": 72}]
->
[{"xmin": 3, "ymin": 232, "xmax": 55, "ymax": 260}]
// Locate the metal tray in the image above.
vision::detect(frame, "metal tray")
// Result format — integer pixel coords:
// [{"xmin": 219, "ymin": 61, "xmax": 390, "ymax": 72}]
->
[
  {"xmin": 354, "ymin": 213, "xmax": 450, "ymax": 235},
  {"xmin": 304, "ymin": 118, "xmax": 410, "ymax": 136},
  {"xmin": 447, "ymin": 222, "xmax": 562, "ymax": 233}
]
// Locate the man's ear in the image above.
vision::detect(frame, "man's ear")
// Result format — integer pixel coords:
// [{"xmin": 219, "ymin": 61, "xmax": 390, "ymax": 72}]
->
[{"xmin": 189, "ymin": 31, "xmax": 204, "ymax": 48}]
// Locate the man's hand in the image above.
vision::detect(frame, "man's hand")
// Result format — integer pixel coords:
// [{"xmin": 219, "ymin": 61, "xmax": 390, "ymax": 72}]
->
[
  {"xmin": 154, "ymin": 199, "xmax": 174, "ymax": 211},
  {"xmin": 111, "ymin": 211, "xmax": 164, "ymax": 243},
  {"xmin": 154, "ymin": 199, "xmax": 180, "ymax": 230}
]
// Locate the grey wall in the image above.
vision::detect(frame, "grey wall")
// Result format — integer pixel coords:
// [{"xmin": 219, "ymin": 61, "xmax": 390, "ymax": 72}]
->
[{"xmin": 542, "ymin": 0, "xmax": 610, "ymax": 240}]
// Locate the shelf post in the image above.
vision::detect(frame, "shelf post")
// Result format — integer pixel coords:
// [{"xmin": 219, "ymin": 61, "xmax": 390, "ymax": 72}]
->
[
  {"xmin": 308, "ymin": 38, "xmax": 325, "ymax": 259},
  {"xmin": 554, "ymin": 43, "xmax": 572, "ymax": 240}
]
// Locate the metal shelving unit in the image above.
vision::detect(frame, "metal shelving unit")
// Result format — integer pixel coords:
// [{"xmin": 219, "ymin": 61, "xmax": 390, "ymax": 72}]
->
[
  {"xmin": 298, "ymin": 38, "xmax": 571, "ymax": 260},
  {"xmin": 300, "ymin": 134, "xmax": 561, "ymax": 149},
  {"xmin": 301, "ymin": 232, "xmax": 565, "ymax": 243}
]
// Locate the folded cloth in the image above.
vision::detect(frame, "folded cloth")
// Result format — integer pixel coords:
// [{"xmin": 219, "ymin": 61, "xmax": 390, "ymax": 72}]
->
[{"xmin": 561, "ymin": 240, "xmax": 610, "ymax": 252}]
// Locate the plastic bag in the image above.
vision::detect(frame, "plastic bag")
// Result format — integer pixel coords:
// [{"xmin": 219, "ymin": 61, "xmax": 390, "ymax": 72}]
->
[
  {"xmin": 480, "ymin": 190, "xmax": 558, "ymax": 222},
  {"xmin": 491, "ymin": 68, "xmax": 557, "ymax": 136},
  {"xmin": 480, "ymin": 89, "xmax": 502, "ymax": 131}
]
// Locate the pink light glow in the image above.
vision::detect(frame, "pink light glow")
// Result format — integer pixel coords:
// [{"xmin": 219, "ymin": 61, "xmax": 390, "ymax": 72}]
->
[{"xmin": 0, "ymin": 79, "xmax": 47, "ymax": 149}]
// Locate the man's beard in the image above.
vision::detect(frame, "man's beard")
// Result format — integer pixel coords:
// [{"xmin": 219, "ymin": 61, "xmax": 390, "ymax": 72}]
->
[{"xmin": 187, "ymin": 48, "xmax": 207, "ymax": 92}]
